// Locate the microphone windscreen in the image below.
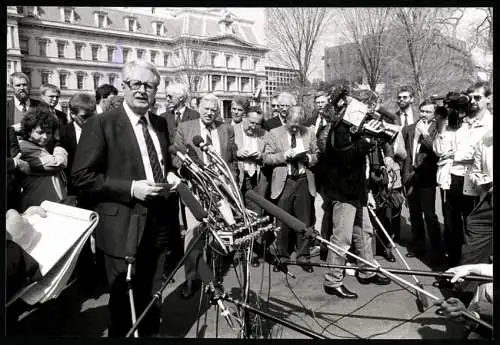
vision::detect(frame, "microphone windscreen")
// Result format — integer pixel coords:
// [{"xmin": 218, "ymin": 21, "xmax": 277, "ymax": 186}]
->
[
  {"xmin": 192, "ymin": 135, "xmax": 204, "ymax": 148},
  {"xmin": 245, "ymin": 191, "xmax": 305, "ymax": 233},
  {"xmin": 176, "ymin": 183, "xmax": 207, "ymax": 221}
]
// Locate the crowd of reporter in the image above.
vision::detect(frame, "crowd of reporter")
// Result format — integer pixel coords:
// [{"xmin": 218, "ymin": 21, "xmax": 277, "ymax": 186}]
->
[{"xmin": 5, "ymin": 66, "xmax": 493, "ymax": 338}]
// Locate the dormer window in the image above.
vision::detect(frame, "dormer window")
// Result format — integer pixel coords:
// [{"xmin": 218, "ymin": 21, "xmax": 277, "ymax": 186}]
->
[
  {"xmin": 125, "ymin": 16, "xmax": 138, "ymax": 32},
  {"xmin": 61, "ymin": 7, "xmax": 75, "ymax": 24},
  {"xmin": 152, "ymin": 21, "xmax": 165, "ymax": 36},
  {"xmin": 27, "ymin": 6, "xmax": 40, "ymax": 17},
  {"xmin": 94, "ymin": 11, "xmax": 109, "ymax": 28},
  {"xmin": 219, "ymin": 12, "xmax": 235, "ymax": 35}
]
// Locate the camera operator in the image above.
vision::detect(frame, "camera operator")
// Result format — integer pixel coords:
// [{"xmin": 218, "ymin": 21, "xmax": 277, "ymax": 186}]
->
[
  {"xmin": 322, "ymin": 87, "xmax": 391, "ymax": 299},
  {"xmin": 435, "ymin": 82, "xmax": 492, "ymax": 269}
]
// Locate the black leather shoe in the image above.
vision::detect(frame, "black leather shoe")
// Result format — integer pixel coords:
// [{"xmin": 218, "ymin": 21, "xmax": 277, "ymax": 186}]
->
[
  {"xmin": 324, "ymin": 285, "xmax": 358, "ymax": 299},
  {"xmin": 299, "ymin": 263, "xmax": 314, "ymax": 273},
  {"xmin": 357, "ymin": 274, "xmax": 391, "ymax": 285},
  {"xmin": 383, "ymin": 249, "xmax": 396, "ymax": 263}
]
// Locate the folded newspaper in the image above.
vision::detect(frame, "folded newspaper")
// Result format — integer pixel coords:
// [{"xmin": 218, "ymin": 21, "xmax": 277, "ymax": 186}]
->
[{"xmin": 6, "ymin": 201, "xmax": 99, "ymax": 306}]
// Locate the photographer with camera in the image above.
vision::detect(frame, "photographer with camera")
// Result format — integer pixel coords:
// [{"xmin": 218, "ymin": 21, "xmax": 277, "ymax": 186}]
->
[
  {"xmin": 321, "ymin": 87, "xmax": 391, "ymax": 299},
  {"xmin": 434, "ymin": 82, "xmax": 492, "ymax": 269}
]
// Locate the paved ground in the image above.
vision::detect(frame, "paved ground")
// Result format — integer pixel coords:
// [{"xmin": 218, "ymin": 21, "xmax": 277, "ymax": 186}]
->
[{"xmin": 12, "ymin": 190, "xmax": 469, "ymax": 339}]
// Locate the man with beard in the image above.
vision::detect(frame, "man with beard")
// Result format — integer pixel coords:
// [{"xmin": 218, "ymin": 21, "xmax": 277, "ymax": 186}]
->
[
  {"xmin": 263, "ymin": 106, "xmax": 318, "ymax": 272},
  {"xmin": 7, "ymin": 72, "xmax": 40, "ymax": 127},
  {"xmin": 395, "ymin": 85, "xmax": 417, "ymax": 127},
  {"xmin": 228, "ymin": 96, "xmax": 248, "ymax": 126},
  {"xmin": 443, "ymin": 82, "xmax": 492, "ymax": 268},
  {"xmin": 72, "ymin": 60, "xmax": 182, "ymax": 336},
  {"xmin": 160, "ymin": 83, "xmax": 200, "ymax": 143},
  {"xmin": 40, "ymin": 84, "xmax": 68, "ymax": 126}
]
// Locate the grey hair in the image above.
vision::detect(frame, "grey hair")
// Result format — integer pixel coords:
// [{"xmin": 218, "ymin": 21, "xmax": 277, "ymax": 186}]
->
[
  {"xmin": 278, "ymin": 92, "xmax": 297, "ymax": 106},
  {"xmin": 10, "ymin": 72, "xmax": 30, "ymax": 86},
  {"xmin": 121, "ymin": 60, "xmax": 160, "ymax": 86},
  {"xmin": 287, "ymin": 105, "xmax": 306, "ymax": 123},
  {"xmin": 166, "ymin": 82, "xmax": 188, "ymax": 99},
  {"xmin": 200, "ymin": 94, "xmax": 220, "ymax": 110}
]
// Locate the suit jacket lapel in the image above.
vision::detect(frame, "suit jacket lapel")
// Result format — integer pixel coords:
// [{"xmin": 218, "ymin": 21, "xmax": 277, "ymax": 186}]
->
[
  {"xmin": 117, "ymin": 106, "xmax": 146, "ymax": 179},
  {"xmin": 216, "ymin": 122, "xmax": 228, "ymax": 161}
]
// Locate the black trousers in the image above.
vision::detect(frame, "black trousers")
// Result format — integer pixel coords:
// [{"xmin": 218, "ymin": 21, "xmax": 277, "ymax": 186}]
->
[
  {"xmin": 275, "ymin": 175, "xmax": 313, "ymax": 260},
  {"xmin": 442, "ymin": 175, "xmax": 477, "ymax": 267},
  {"xmin": 104, "ymin": 229, "xmax": 169, "ymax": 337},
  {"xmin": 373, "ymin": 187, "xmax": 403, "ymax": 255},
  {"xmin": 241, "ymin": 172, "xmax": 261, "ymax": 214},
  {"xmin": 407, "ymin": 184, "xmax": 442, "ymax": 256}
]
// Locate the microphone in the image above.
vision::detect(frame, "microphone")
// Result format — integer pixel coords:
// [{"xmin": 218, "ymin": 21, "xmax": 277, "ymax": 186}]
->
[
  {"xmin": 175, "ymin": 182, "xmax": 208, "ymax": 222},
  {"xmin": 191, "ymin": 252, "xmax": 235, "ymax": 329},
  {"xmin": 169, "ymin": 146, "xmax": 203, "ymax": 174},
  {"xmin": 192, "ymin": 135, "xmax": 223, "ymax": 166},
  {"xmin": 245, "ymin": 191, "xmax": 306, "ymax": 233}
]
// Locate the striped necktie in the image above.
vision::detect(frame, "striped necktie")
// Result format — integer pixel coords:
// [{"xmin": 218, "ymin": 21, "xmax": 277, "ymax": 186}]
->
[{"xmin": 138, "ymin": 116, "xmax": 164, "ymax": 182}]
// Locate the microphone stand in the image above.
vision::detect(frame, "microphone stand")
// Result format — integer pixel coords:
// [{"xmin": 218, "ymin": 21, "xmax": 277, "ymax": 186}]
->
[
  {"xmin": 303, "ymin": 229, "xmax": 493, "ymax": 333},
  {"xmin": 284, "ymin": 262, "xmax": 493, "ymax": 282},
  {"xmin": 218, "ymin": 293, "xmax": 327, "ymax": 339},
  {"xmin": 125, "ymin": 222, "xmax": 210, "ymax": 338}
]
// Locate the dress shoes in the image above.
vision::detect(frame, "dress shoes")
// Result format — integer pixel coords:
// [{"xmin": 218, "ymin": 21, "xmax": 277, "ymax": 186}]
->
[
  {"xmin": 357, "ymin": 274, "xmax": 391, "ymax": 285},
  {"xmin": 324, "ymin": 285, "xmax": 358, "ymax": 299},
  {"xmin": 298, "ymin": 262, "xmax": 314, "ymax": 273},
  {"xmin": 405, "ymin": 250, "xmax": 424, "ymax": 258},
  {"xmin": 383, "ymin": 249, "xmax": 396, "ymax": 263}
]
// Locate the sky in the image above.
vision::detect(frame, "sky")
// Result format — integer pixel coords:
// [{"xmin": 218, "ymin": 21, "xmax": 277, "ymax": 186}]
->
[{"xmin": 230, "ymin": 7, "xmax": 490, "ymax": 80}]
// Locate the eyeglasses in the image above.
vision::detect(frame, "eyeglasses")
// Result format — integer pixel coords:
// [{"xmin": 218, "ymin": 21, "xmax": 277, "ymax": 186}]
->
[
  {"xmin": 271, "ymin": 104, "xmax": 279, "ymax": 108},
  {"xmin": 398, "ymin": 96, "xmax": 410, "ymax": 100},
  {"xmin": 472, "ymin": 95, "xmax": 484, "ymax": 101},
  {"xmin": 125, "ymin": 80, "xmax": 157, "ymax": 92}
]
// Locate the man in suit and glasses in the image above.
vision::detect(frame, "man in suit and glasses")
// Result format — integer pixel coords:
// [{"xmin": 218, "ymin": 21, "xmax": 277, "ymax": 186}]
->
[
  {"xmin": 72, "ymin": 60, "xmax": 182, "ymax": 337},
  {"xmin": 262, "ymin": 106, "xmax": 318, "ymax": 272},
  {"xmin": 395, "ymin": 85, "xmax": 417, "ymax": 127}
]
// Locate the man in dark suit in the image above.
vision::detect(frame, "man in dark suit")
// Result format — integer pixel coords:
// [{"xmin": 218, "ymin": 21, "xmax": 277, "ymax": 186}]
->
[
  {"xmin": 40, "ymin": 83, "xmax": 68, "ymax": 126},
  {"xmin": 401, "ymin": 99, "xmax": 442, "ymax": 264},
  {"xmin": 7, "ymin": 72, "xmax": 40, "ymax": 127},
  {"xmin": 160, "ymin": 82, "xmax": 200, "ymax": 144},
  {"xmin": 263, "ymin": 106, "xmax": 318, "ymax": 272},
  {"xmin": 263, "ymin": 92, "xmax": 296, "ymax": 131},
  {"xmin": 72, "ymin": 60, "xmax": 182, "ymax": 337},
  {"xmin": 173, "ymin": 93, "xmax": 237, "ymax": 298},
  {"xmin": 395, "ymin": 85, "xmax": 418, "ymax": 127}
]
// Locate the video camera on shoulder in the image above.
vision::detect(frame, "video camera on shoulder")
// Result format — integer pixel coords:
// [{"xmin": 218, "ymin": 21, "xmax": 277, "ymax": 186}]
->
[
  {"xmin": 327, "ymin": 86, "xmax": 399, "ymax": 144},
  {"xmin": 433, "ymin": 91, "xmax": 470, "ymax": 129}
]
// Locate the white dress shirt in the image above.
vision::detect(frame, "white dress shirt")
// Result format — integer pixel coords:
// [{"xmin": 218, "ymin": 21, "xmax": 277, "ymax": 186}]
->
[
  {"xmin": 14, "ymin": 97, "xmax": 31, "ymax": 112},
  {"xmin": 96, "ymin": 104, "xmax": 103, "ymax": 114},
  {"xmin": 73, "ymin": 121, "xmax": 82, "ymax": 144},
  {"xmin": 314, "ymin": 115, "xmax": 327, "ymax": 135},
  {"xmin": 123, "ymin": 102, "xmax": 165, "ymax": 182},
  {"xmin": 199, "ymin": 120, "xmax": 221, "ymax": 165},
  {"xmin": 286, "ymin": 131, "xmax": 306, "ymax": 175},
  {"xmin": 242, "ymin": 131, "xmax": 259, "ymax": 176},
  {"xmin": 400, "ymin": 107, "xmax": 415, "ymax": 126}
]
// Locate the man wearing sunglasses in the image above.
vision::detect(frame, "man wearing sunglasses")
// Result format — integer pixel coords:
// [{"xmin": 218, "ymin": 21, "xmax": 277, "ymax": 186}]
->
[
  {"xmin": 396, "ymin": 85, "xmax": 417, "ymax": 127},
  {"xmin": 72, "ymin": 60, "xmax": 182, "ymax": 337},
  {"xmin": 264, "ymin": 92, "xmax": 296, "ymax": 131}
]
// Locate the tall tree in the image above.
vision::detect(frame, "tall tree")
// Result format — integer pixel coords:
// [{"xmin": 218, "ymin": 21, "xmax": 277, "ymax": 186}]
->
[
  {"xmin": 265, "ymin": 8, "xmax": 333, "ymax": 95},
  {"xmin": 338, "ymin": 8, "xmax": 393, "ymax": 91}
]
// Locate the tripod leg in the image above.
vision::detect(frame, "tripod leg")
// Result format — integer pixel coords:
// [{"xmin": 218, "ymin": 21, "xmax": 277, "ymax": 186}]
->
[{"xmin": 125, "ymin": 260, "xmax": 139, "ymax": 338}]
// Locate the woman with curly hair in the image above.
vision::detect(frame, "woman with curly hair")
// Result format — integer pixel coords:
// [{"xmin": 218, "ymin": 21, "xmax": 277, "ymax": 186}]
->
[{"xmin": 18, "ymin": 106, "xmax": 68, "ymax": 212}]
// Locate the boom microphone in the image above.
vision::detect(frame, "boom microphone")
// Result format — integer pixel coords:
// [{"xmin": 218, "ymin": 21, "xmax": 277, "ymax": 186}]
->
[
  {"xmin": 175, "ymin": 182, "xmax": 207, "ymax": 222},
  {"xmin": 245, "ymin": 191, "xmax": 306, "ymax": 233}
]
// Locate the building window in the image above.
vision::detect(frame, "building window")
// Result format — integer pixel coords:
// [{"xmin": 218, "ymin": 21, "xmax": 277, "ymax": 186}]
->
[
  {"xmin": 225, "ymin": 55, "xmax": 231, "ymax": 68},
  {"xmin": 155, "ymin": 22, "xmax": 163, "ymax": 36},
  {"xmin": 164, "ymin": 77, "xmax": 170, "ymax": 89},
  {"xmin": 41, "ymin": 71, "xmax": 50, "ymax": 85},
  {"xmin": 17, "ymin": 6, "xmax": 24, "ymax": 14},
  {"xmin": 240, "ymin": 57, "xmax": 246, "ymax": 70},
  {"xmin": 77, "ymin": 73, "xmax": 84, "ymax": 90},
  {"xmin": 27, "ymin": 6, "xmax": 40, "ymax": 17},
  {"xmin": 75, "ymin": 43, "xmax": 83, "ymax": 60},
  {"xmin": 93, "ymin": 74, "xmax": 100, "ymax": 89},
  {"xmin": 91, "ymin": 45, "xmax": 99, "ymax": 61},
  {"xmin": 254, "ymin": 58, "xmax": 259, "ymax": 70},
  {"xmin": 137, "ymin": 49, "xmax": 144, "ymax": 60},
  {"xmin": 97, "ymin": 14, "xmax": 106, "ymax": 28},
  {"xmin": 57, "ymin": 42, "xmax": 66, "ymax": 59},
  {"xmin": 62, "ymin": 8, "xmax": 74, "ymax": 24},
  {"xmin": 59, "ymin": 73, "xmax": 67, "ymax": 90},
  {"xmin": 193, "ymin": 77, "xmax": 201, "ymax": 92},
  {"xmin": 211, "ymin": 53, "xmax": 217, "ymax": 67},
  {"xmin": 122, "ymin": 48, "xmax": 129, "ymax": 63},
  {"xmin": 107, "ymin": 46, "xmax": 115, "ymax": 62},
  {"xmin": 39, "ymin": 40, "xmax": 48, "ymax": 57},
  {"xmin": 150, "ymin": 51, "xmax": 157, "ymax": 64},
  {"xmin": 109, "ymin": 74, "xmax": 116, "ymax": 85},
  {"xmin": 127, "ymin": 18, "xmax": 135, "ymax": 32},
  {"xmin": 211, "ymin": 75, "xmax": 218, "ymax": 91},
  {"xmin": 20, "ymin": 38, "xmax": 29, "ymax": 55},
  {"xmin": 192, "ymin": 51, "xmax": 202, "ymax": 67},
  {"xmin": 226, "ymin": 76, "xmax": 235, "ymax": 91},
  {"xmin": 163, "ymin": 52, "xmax": 171, "ymax": 67}
]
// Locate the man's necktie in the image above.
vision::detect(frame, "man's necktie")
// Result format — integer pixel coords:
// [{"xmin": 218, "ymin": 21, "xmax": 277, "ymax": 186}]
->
[
  {"xmin": 21, "ymin": 103, "xmax": 27, "ymax": 112},
  {"xmin": 205, "ymin": 126, "xmax": 213, "ymax": 146},
  {"xmin": 139, "ymin": 116, "xmax": 164, "ymax": 182},
  {"xmin": 403, "ymin": 112, "xmax": 408, "ymax": 127},
  {"xmin": 290, "ymin": 133, "xmax": 299, "ymax": 177},
  {"xmin": 175, "ymin": 111, "xmax": 181, "ymax": 128}
]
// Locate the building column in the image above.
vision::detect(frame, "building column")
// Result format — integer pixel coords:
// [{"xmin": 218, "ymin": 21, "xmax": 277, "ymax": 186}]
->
[
  {"xmin": 13, "ymin": 25, "xmax": 19, "ymax": 49},
  {"xmin": 208, "ymin": 74, "xmax": 212, "ymax": 92},
  {"xmin": 7, "ymin": 26, "xmax": 12, "ymax": 49}
]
